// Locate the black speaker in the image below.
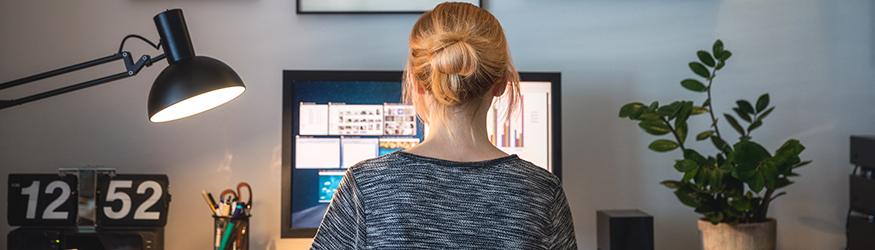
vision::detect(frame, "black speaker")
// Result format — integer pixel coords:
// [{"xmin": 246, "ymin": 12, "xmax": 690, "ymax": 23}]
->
[
  {"xmin": 597, "ymin": 210, "xmax": 654, "ymax": 250},
  {"xmin": 848, "ymin": 212, "xmax": 875, "ymax": 250},
  {"xmin": 8, "ymin": 227, "xmax": 163, "ymax": 250},
  {"xmin": 7, "ymin": 228, "xmax": 61, "ymax": 250},
  {"xmin": 850, "ymin": 172, "xmax": 875, "ymax": 215},
  {"xmin": 851, "ymin": 136, "xmax": 875, "ymax": 169}
]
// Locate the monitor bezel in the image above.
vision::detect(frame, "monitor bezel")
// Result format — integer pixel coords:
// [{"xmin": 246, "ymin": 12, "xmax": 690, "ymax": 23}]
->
[{"xmin": 281, "ymin": 70, "xmax": 562, "ymax": 238}]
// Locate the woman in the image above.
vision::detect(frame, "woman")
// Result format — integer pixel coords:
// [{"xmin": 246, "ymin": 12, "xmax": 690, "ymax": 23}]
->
[{"xmin": 311, "ymin": 2, "xmax": 577, "ymax": 249}]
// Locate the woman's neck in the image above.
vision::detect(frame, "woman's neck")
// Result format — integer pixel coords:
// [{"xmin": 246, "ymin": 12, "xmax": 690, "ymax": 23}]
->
[{"xmin": 405, "ymin": 99, "xmax": 508, "ymax": 162}]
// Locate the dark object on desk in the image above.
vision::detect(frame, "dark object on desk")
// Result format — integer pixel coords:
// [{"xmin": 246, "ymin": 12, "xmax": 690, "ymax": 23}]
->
[
  {"xmin": 8, "ymin": 227, "xmax": 162, "ymax": 250},
  {"xmin": 848, "ymin": 212, "xmax": 875, "ymax": 250},
  {"xmin": 851, "ymin": 136, "xmax": 875, "ymax": 170},
  {"xmin": 849, "ymin": 135, "xmax": 875, "ymax": 250},
  {"xmin": 0, "ymin": 9, "xmax": 245, "ymax": 123},
  {"xmin": 597, "ymin": 210, "xmax": 654, "ymax": 250},
  {"xmin": 850, "ymin": 172, "xmax": 875, "ymax": 215}
]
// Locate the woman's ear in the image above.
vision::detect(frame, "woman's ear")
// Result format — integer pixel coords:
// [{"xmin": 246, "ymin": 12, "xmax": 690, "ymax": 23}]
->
[{"xmin": 492, "ymin": 78, "xmax": 507, "ymax": 97}]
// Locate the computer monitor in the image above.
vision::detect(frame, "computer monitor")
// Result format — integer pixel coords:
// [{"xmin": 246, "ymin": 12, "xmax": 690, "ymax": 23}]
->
[{"xmin": 280, "ymin": 70, "xmax": 562, "ymax": 238}]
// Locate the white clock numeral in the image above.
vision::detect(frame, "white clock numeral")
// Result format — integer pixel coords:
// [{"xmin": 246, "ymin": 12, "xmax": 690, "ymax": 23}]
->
[
  {"xmin": 134, "ymin": 180, "xmax": 162, "ymax": 220},
  {"xmin": 20, "ymin": 180, "xmax": 40, "ymax": 219},
  {"xmin": 103, "ymin": 180, "xmax": 133, "ymax": 220},
  {"xmin": 43, "ymin": 180, "xmax": 71, "ymax": 219},
  {"xmin": 19, "ymin": 180, "xmax": 71, "ymax": 220},
  {"xmin": 103, "ymin": 180, "xmax": 163, "ymax": 220}
]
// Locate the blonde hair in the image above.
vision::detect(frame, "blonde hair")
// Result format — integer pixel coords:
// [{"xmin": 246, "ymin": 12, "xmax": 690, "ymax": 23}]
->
[{"xmin": 403, "ymin": 2, "xmax": 520, "ymax": 134}]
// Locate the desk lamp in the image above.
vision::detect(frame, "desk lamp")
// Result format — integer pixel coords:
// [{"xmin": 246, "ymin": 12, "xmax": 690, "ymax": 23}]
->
[{"xmin": 0, "ymin": 9, "xmax": 245, "ymax": 122}]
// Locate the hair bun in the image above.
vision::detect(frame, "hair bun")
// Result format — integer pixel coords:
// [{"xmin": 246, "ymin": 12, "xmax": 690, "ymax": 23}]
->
[{"xmin": 429, "ymin": 33, "xmax": 478, "ymax": 76}]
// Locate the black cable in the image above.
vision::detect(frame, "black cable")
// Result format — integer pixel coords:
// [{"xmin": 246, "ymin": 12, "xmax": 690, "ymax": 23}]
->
[{"xmin": 118, "ymin": 34, "xmax": 161, "ymax": 54}]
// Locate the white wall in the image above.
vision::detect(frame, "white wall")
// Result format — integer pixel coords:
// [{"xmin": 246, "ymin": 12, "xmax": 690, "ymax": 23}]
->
[{"xmin": 1, "ymin": 0, "xmax": 872, "ymax": 249}]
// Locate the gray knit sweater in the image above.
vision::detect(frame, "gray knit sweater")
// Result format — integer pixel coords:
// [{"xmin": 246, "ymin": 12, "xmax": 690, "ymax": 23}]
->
[{"xmin": 310, "ymin": 151, "xmax": 577, "ymax": 249}]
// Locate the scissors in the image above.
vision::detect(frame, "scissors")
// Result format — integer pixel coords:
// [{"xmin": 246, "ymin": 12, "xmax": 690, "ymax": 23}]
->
[{"xmin": 220, "ymin": 182, "xmax": 252, "ymax": 214}]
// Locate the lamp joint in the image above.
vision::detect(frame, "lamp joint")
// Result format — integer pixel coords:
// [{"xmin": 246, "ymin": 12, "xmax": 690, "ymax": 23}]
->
[{"xmin": 122, "ymin": 51, "xmax": 155, "ymax": 76}]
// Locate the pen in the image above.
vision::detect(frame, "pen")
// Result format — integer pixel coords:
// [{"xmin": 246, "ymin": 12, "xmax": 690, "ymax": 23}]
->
[{"xmin": 230, "ymin": 201, "xmax": 238, "ymax": 216}]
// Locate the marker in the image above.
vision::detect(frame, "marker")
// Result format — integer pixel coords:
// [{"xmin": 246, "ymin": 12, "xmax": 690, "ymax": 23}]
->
[{"xmin": 222, "ymin": 197, "xmax": 232, "ymax": 216}]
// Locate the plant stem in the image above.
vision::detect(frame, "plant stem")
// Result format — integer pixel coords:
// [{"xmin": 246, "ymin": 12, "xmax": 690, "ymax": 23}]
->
[
  {"xmin": 706, "ymin": 70, "xmax": 723, "ymax": 141},
  {"xmin": 753, "ymin": 188, "xmax": 775, "ymax": 222},
  {"xmin": 660, "ymin": 117, "xmax": 686, "ymax": 152}
]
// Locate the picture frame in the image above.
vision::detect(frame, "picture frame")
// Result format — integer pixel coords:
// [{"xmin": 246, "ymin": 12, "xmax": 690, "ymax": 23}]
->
[{"xmin": 296, "ymin": 0, "xmax": 482, "ymax": 14}]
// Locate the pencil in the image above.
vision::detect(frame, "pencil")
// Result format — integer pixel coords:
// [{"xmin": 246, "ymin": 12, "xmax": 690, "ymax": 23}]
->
[{"xmin": 202, "ymin": 190, "xmax": 217, "ymax": 215}]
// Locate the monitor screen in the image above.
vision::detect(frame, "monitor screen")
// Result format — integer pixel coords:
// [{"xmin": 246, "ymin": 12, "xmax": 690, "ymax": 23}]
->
[{"xmin": 281, "ymin": 70, "xmax": 562, "ymax": 238}]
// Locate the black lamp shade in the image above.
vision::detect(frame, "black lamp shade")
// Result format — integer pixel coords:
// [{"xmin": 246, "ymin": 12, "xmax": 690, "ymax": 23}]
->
[
  {"xmin": 147, "ymin": 9, "xmax": 245, "ymax": 122},
  {"xmin": 147, "ymin": 56, "xmax": 245, "ymax": 122}
]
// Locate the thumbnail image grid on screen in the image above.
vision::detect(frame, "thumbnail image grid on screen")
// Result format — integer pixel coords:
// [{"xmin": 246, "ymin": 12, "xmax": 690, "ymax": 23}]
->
[{"xmin": 290, "ymin": 80, "xmax": 424, "ymax": 229}]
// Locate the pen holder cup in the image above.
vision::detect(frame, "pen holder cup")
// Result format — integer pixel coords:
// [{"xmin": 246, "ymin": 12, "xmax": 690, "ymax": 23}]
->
[{"xmin": 213, "ymin": 215, "xmax": 250, "ymax": 250}]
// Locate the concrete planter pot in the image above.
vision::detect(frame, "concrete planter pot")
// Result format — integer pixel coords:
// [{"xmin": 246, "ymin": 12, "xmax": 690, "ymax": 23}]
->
[{"xmin": 698, "ymin": 218, "xmax": 776, "ymax": 250}]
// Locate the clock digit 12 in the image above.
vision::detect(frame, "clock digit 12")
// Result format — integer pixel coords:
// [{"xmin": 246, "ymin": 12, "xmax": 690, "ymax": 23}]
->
[{"xmin": 7, "ymin": 174, "xmax": 78, "ymax": 227}]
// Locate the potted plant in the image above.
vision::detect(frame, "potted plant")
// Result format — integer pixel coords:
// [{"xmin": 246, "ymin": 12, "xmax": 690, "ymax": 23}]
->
[{"xmin": 618, "ymin": 40, "xmax": 810, "ymax": 250}]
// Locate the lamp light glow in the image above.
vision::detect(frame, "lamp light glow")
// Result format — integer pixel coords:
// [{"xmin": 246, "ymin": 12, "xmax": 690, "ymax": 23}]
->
[{"xmin": 149, "ymin": 86, "xmax": 244, "ymax": 122}]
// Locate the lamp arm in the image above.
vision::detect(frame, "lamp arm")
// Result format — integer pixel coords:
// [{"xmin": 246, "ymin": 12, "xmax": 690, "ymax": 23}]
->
[{"xmin": 0, "ymin": 52, "xmax": 167, "ymax": 110}]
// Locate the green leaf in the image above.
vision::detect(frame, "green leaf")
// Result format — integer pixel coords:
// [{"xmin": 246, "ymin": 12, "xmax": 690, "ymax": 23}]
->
[
  {"xmin": 660, "ymin": 180, "xmax": 684, "ymax": 189},
  {"xmin": 736, "ymin": 100, "xmax": 755, "ymax": 114},
  {"xmin": 713, "ymin": 40, "xmax": 724, "ymax": 59},
  {"xmin": 711, "ymin": 168, "xmax": 723, "ymax": 189},
  {"xmin": 682, "ymin": 167, "xmax": 699, "ymax": 183},
  {"xmin": 761, "ymin": 161, "xmax": 778, "ymax": 189},
  {"xmin": 731, "ymin": 198, "xmax": 750, "ymax": 211},
  {"xmin": 638, "ymin": 113, "xmax": 661, "ymax": 121},
  {"xmin": 638, "ymin": 120, "xmax": 671, "ymax": 136},
  {"xmin": 681, "ymin": 79, "xmax": 707, "ymax": 92},
  {"xmin": 723, "ymin": 113, "xmax": 745, "ymax": 137},
  {"xmin": 711, "ymin": 135, "xmax": 731, "ymax": 154},
  {"xmin": 620, "ymin": 102, "xmax": 646, "ymax": 119},
  {"xmin": 674, "ymin": 189, "xmax": 700, "ymax": 208},
  {"xmin": 684, "ymin": 149, "xmax": 709, "ymax": 166},
  {"xmin": 756, "ymin": 94, "xmax": 770, "ymax": 113},
  {"xmin": 649, "ymin": 101, "xmax": 659, "ymax": 112},
  {"xmin": 758, "ymin": 107, "xmax": 775, "ymax": 120},
  {"xmin": 709, "ymin": 212, "xmax": 724, "ymax": 224},
  {"xmin": 748, "ymin": 120, "xmax": 763, "ymax": 132},
  {"xmin": 676, "ymin": 102, "xmax": 694, "ymax": 125},
  {"xmin": 695, "ymin": 168, "xmax": 709, "ymax": 188},
  {"xmin": 649, "ymin": 139, "xmax": 679, "ymax": 152},
  {"xmin": 732, "ymin": 168, "xmax": 756, "ymax": 181},
  {"xmin": 716, "ymin": 61, "xmax": 725, "ymax": 70},
  {"xmin": 793, "ymin": 160, "xmax": 812, "ymax": 169},
  {"xmin": 656, "ymin": 105, "xmax": 677, "ymax": 117},
  {"xmin": 732, "ymin": 141, "xmax": 772, "ymax": 172},
  {"xmin": 677, "ymin": 122, "xmax": 688, "ymax": 144},
  {"xmin": 703, "ymin": 98, "xmax": 711, "ymax": 107},
  {"xmin": 733, "ymin": 107, "xmax": 752, "ymax": 123},
  {"xmin": 721, "ymin": 50, "xmax": 732, "ymax": 61},
  {"xmin": 692, "ymin": 106, "xmax": 708, "ymax": 115},
  {"xmin": 675, "ymin": 159, "xmax": 698, "ymax": 172},
  {"xmin": 775, "ymin": 178, "xmax": 794, "ymax": 189},
  {"xmin": 696, "ymin": 131, "xmax": 714, "ymax": 141},
  {"xmin": 770, "ymin": 191, "xmax": 787, "ymax": 201},
  {"xmin": 749, "ymin": 171, "xmax": 765, "ymax": 193},
  {"xmin": 697, "ymin": 50, "xmax": 716, "ymax": 67},
  {"xmin": 689, "ymin": 62, "xmax": 711, "ymax": 78}
]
